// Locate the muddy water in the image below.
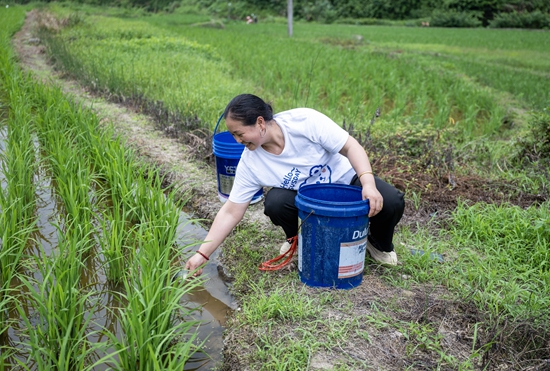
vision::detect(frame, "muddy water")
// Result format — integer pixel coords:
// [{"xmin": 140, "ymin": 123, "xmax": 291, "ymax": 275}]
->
[{"xmin": 0, "ymin": 127, "xmax": 235, "ymax": 370}]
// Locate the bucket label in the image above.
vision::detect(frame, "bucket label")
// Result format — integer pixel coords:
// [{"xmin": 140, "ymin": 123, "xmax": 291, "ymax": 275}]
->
[
  {"xmin": 218, "ymin": 174, "xmax": 235, "ymax": 195},
  {"xmin": 338, "ymin": 238, "xmax": 367, "ymax": 279}
]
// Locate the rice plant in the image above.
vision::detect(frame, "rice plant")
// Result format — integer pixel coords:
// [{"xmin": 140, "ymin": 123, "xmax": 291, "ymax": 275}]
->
[
  {"xmin": 0, "ymin": 5, "xmax": 207, "ymax": 369},
  {"xmin": 104, "ymin": 224, "xmax": 205, "ymax": 371},
  {"xmin": 41, "ymin": 10, "xmax": 532, "ymax": 141},
  {"xmin": 0, "ymin": 76, "xmax": 38, "ymax": 332},
  {"xmin": 98, "ymin": 197, "xmax": 135, "ymax": 283},
  {"xmin": 15, "ymin": 227, "xmax": 100, "ymax": 370}
]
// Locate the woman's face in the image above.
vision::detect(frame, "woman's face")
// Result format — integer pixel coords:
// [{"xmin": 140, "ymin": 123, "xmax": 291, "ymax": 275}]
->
[{"xmin": 226, "ymin": 116, "xmax": 262, "ymax": 151}]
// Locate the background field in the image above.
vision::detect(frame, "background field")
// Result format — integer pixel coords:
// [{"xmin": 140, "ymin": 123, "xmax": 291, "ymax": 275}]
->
[{"xmin": 41, "ymin": 3, "xmax": 550, "ymax": 182}]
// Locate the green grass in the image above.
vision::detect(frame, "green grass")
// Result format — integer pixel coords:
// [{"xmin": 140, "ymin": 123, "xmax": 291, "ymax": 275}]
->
[
  {"xmin": 219, "ymin": 198, "xmax": 550, "ymax": 369},
  {"xmin": 16, "ymin": 232, "xmax": 99, "ymax": 371},
  {"xmin": 395, "ymin": 199, "xmax": 550, "ymax": 329},
  {"xmin": 0, "ymin": 12, "xmax": 39, "ymax": 332}
]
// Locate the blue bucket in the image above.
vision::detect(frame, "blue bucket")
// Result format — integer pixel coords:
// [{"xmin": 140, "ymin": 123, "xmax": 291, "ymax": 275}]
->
[
  {"xmin": 295, "ymin": 184, "xmax": 370, "ymax": 289},
  {"xmin": 212, "ymin": 114, "xmax": 263, "ymax": 204}
]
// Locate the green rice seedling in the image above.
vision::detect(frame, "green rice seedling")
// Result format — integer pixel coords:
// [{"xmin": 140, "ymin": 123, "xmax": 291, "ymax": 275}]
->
[
  {"xmin": 47, "ymin": 11, "xmax": 498, "ymax": 143},
  {"xmin": 0, "ymin": 185, "xmax": 36, "ymax": 290},
  {"xmin": 0, "ymin": 201, "xmax": 36, "ymax": 282},
  {"xmin": 98, "ymin": 198, "xmax": 135, "ymax": 283},
  {"xmin": 0, "ymin": 94, "xmax": 38, "ymax": 331},
  {"xmin": 28, "ymin": 92, "xmax": 98, "ymax": 248},
  {"xmin": 51, "ymin": 158, "xmax": 96, "ymax": 244},
  {"xmin": 96, "ymin": 159, "xmax": 207, "ymax": 369},
  {"xmin": 2, "ymin": 89, "xmax": 37, "ymax": 215},
  {"xmin": 38, "ymin": 15, "xmax": 241, "ymax": 129},
  {"xmin": 0, "ymin": 3, "xmax": 36, "ymax": 336},
  {"xmin": 104, "ymin": 224, "xmax": 204, "ymax": 371},
  {"xmin": 19, "ymin": 6, "xmax": 550, "ymax": 143},
  {"xmin": 15, "ymin": 229, "xmax": 100, "ymax": 370},
  {"xmin": 0, "ymin": 244, "xmax": 17, "ymax": 337},
  {"xmin": 2, "ymin": 8, "xmax": 207, "ymax": 369},
  {"xmin": 33, "ymin": 5, "xmax": 548, "ymax": 184},
  {"xmin": 86, "ymin": 131, "xmax": 151, "ymax": 226},
  {"xmin": 131, "ymin": 170, "xmax": 182, "ymax": 243}
]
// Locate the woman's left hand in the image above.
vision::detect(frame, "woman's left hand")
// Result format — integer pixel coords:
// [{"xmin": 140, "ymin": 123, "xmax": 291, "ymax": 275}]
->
[{"xmin": 362, "ymin": 184, "xmax": 384, "ymax": 217}]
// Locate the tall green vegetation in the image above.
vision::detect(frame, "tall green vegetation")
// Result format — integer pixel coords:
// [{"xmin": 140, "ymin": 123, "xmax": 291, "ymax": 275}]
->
[
  {"xmin": 16, "ymin": 234, "xmax": 99, "ymax": 370},
  {"xmin": 1, "ymin": 6, "xmax": 205, "ymax": 368},
  {"xmin": 34, "ymin": 96, "xmax": 97, "ymax": 249},
  {"xmin": 3, "ymin": 4, "xmax": 549, "ymax": 369},
  {"xmin": 0, "ymin": 5, "xmax": 38, "ymax": 332},
  {"xmin": 9, "ymin": 0, "xmax": 550, "ymax": 27},
  {"xmin": 35, "ymin": 5, "xmax": 549, "ymax": 189},
  {"xmin": 0, "ymin": 89, "xmax": 38, "ymax": 333},
  {"xmin": 402, "ymin": 200, "xmax": 550, "ymax": 324},
  {"xmin": 39, "ymin": 10, "xmax": 516, "ymax": 141},
  {"xmin": 107, "ymin": 223, "xmax": 204, "ymax": 370}
]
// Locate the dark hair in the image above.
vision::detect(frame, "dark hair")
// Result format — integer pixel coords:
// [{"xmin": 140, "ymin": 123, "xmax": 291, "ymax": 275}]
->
[{"xmin": 223, "ymin": 94, "xmax": 274, "ymax": 126}]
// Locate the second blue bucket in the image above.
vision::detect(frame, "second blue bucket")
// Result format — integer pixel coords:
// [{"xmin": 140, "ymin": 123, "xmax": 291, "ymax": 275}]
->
[
  {"xmin": 295, "ymin": 184, "xmax": 370, "ymax": 289},
  {"xmin": 212, "ymin": 114, "xmax": 263, "ymax": 204}
]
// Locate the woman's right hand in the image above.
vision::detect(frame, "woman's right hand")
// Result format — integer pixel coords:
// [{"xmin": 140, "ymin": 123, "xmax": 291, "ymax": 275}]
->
[
  {"xmin": 185, "ymin": 252, "xmax": 208, "ymax": 276},
  {"xmin": 183, "ymin": 199, "xmax": 250, "ymax": 277}
]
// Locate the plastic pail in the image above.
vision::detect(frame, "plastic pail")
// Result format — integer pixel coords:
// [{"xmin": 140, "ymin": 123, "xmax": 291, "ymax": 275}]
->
[
  {"xmin": 212, "ymin": 114, "xmax": 263, "ymax": 204},
  {"xmin": 295, "ymin": 184, "xmax": 370, "ymax": 289}
]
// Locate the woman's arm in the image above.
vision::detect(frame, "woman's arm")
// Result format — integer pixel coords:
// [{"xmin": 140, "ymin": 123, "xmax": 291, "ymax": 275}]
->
[
  {"xmin": 185, "ymin": 199, "xmax": 250, "ymax": 275},
  {"xmin": 339, "ymin": 136, "xmax": 383, "ymax": 217}
]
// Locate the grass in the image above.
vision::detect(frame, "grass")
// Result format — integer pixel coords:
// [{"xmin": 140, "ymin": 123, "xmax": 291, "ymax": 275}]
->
[
  {"xmin": 445, "ymin": 201, "xmax": 550, "ymax": 319},
  {"xmin": 397, "ymin": 199, "xmax": 550, "ymax": 323},
  {"xmin": 98, "ymin": 197, "xmax": 134, "ymax": 283},
  {"xmin": 105, "ymin": 224, "xmax": 205, "ymax": 370}
]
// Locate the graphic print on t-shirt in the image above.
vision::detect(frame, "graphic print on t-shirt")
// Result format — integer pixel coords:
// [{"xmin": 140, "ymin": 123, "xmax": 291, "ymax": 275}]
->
[
  {"xmin": 299, "ymin": 164, "xmax": 332, "ymax": 188},
  {"xmin": 279, "ymin": 167, "xmax": 302, "ymax": 189}
]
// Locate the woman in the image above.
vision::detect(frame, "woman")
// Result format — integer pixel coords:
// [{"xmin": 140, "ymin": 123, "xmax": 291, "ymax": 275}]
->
[{"xmin": 186, "ymin": 94, "xmax": 405, "ymax": 275}]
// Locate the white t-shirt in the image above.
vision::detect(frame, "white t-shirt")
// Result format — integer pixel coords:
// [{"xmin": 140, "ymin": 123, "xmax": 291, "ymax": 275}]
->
[{"xmin": 228, "ymin": 108, "xmax": 356, "ymax": 203}]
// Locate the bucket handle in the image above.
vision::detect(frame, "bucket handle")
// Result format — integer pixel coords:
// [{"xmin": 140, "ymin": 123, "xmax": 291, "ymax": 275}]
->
[{"xmin": 213, "ymin": 112, "xmax": 225, "ymax": 136}]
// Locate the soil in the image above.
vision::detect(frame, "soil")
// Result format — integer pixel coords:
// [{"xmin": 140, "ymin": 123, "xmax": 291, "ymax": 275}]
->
[{"xmin": 11, "ymin": 9, "xmax": 549, "ymax": 371}]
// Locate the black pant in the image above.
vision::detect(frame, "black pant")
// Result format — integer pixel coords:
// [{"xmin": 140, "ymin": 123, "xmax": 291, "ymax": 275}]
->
[{"xmin": 263, "ymin": 176, "xmax": 405, "ymax": 252}]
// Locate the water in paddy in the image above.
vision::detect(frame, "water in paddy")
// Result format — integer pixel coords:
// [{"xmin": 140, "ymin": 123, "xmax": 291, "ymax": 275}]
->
[{"xmin": 0, "ymin": 126, "xmax": 236, "ymax": 370}]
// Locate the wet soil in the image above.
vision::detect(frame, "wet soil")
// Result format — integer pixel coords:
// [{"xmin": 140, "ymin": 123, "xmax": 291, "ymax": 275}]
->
[{"xmin": 11, "ymin": 9, "xmax": 549, "ymax": 371}]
